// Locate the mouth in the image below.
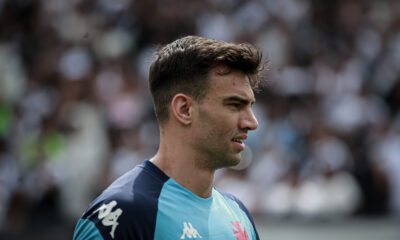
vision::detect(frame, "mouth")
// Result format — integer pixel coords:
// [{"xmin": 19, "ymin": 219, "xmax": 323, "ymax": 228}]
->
[
  {"xmin": 232, "ymin": 138, "xmax": 244, "ymax": 144},
  {"xmin": 231, "ymin": 135, "xmax": 247, "ymax": 151}
]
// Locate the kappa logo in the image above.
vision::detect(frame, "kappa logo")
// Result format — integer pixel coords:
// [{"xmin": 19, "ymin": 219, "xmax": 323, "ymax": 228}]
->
[
  {"xmin": 93, "ymin": 200, "xmax": 123, "ymax": 239},
  {"xmin": 180, "ymin": 222, "xmax": 202, "ymax": 239}
]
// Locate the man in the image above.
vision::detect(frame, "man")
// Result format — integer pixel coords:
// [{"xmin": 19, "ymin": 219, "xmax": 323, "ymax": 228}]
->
[{"xmin": 73, "ymin": 36, "xmax": 265, "ymax": 240}]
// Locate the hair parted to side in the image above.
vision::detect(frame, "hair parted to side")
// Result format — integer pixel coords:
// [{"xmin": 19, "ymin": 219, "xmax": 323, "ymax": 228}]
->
[{"xmin": 149, "ymin": 35, "xmax": 265, "ymax": 125}]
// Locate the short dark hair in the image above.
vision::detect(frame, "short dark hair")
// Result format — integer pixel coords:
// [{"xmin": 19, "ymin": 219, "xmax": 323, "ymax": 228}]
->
[{"xmin": 149, "ymin": 36, "xmax": 264, "ymax": 125}]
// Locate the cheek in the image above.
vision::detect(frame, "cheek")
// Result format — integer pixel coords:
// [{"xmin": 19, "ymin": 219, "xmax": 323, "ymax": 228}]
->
[
  {"xmin": 213, "ymin": 118, "xmax": 236, "ymax": 140},
  {"xmin": 198, "ymin": 106, "xmax": 237, "ymax": 138},
  {"xmin": 201, "ymin": 117, "xmax": 228, "ymax": 141}
]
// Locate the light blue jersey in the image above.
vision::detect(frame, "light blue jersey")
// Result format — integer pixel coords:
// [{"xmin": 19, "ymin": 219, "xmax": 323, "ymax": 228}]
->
[{"xmin": 74, "ymin": 160, "xmax": 259, "ymax": 240}]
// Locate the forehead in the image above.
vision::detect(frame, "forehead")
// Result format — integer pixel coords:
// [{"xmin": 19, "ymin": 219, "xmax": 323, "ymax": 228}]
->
[{"xmin": 207, "ymin": 66, "xmax": 255, "ymax": 101}]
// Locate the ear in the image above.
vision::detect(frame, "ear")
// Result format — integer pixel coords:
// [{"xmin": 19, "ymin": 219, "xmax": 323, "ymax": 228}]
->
[{"xmin": 171, "ymin": 93, "xmax": 194, "ymax": 125}]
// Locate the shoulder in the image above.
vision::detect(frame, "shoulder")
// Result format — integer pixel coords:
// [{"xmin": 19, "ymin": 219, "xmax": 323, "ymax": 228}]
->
[
  {"xmin": 74, "ymin": 195, "xmax": 144, "ymax": 240},
  {"xmin": 214, "ymin": 187, "xmax": 249, "ymax": 214},
  {"xmin": 75, "ymin": 194, "xmax": 146, "ymax": 240},
  {"xmin": 214, "ymin": 188, "xmax": 260, "ymax": 240},
  {"xmin": 74, "ymin": 160, "xmax": 170, "ymax": 240}
]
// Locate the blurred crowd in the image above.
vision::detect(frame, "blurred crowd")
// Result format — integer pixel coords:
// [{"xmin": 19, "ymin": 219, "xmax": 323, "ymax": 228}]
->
[{"xmin": 0, "ymin": 0, "xmax": 399, "ymax": 235}]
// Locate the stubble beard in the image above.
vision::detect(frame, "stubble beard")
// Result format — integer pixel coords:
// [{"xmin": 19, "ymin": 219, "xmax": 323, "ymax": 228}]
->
[
  {"xmin": 195, "ymin": 106, "xmax": 241, "ymax": 170},
  {"xmin": 196, "ymin": 149, "xmax": 242, "ymax": 171},
  {"xmin": 195, "ymin": 132, "xmax": 242, "ymax": 171}
]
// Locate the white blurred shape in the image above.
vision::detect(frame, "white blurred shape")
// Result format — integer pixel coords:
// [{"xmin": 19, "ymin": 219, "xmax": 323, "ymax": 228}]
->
[
  {"xmin": 59, "ymin": 47, "xmax": 92, "ymax": 80},
  {"xmin": 324, "ymin": 94, "xmax": 366, "ymax": 132},
  {"xmin": 51, "ymin": 12, "xmax": 93, "ymax": 43},
  {"xmin": 232, "ymin": 2, "xmax": 268, "ymax": 33},
  {"xmin": 275, "ymin": 66, "xmax": 313, "ymax": 95},
  {"xmin": 313, "ymin": 136, "xmax": 352, "ymax": 171},
  {"xmin": 263, "ymin": 182, "xmax": 295, "ymax": 216},
  {"xmin": 197, "ymin": 13, "xmax": 234, "ymax": 42},
  {"xmin": 263, "ymin": 0, "xmax": 310, "ymax": 24},
  {"xmin": 94, "ymin": 29, "xmax": 134, "ymax": 59},
  {"xmin": 257, "ymin": 27, "xmax": 288, "ymax": 69},
  {"xmin": 336, "ymin": 58, "xmax": 363, "ymax": 94},
  {"xmin": 0, "ymin": 44, "xmax": 27, "ymax": 103},
  {"xmin": 249, "ymin": 148, "xmax": 289, "ymax": 187},
  {"xmin": 296, "ymin": 174, "xmax": 361, "ymax": 218},
  {"xmin": 48, "ymin": 102, "xmax": 109, "ymax": 221}
]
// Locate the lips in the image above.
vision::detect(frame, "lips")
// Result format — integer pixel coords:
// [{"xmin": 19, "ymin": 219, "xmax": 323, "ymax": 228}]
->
[
  {"xmin": 232, "ymin": 134, "xmax": 247, "ymax": 142},
  {"xmin": 231, "ymin": 134, "xmax": 247, "ymax": 151}
]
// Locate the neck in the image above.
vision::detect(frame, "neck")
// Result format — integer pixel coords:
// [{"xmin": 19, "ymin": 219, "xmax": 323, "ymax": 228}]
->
[{"xmin": 150, "ymin": 132, "xmax": 215, "ymax": 198}]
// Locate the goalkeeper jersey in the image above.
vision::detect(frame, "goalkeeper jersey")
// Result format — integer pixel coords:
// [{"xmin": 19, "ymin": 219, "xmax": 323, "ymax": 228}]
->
[{"xmin": 73, "ymin": 160, "xmax": 260, "ymax": 240}]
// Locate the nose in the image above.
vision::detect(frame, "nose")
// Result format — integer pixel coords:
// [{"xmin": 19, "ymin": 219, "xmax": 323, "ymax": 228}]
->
[{"xmin": 239, "ymin": 108, "xmax": 258, "ymax": 131}]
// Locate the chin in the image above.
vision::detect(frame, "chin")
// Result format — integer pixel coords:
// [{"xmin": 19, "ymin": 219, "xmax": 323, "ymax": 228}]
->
[
  {"xmin": 204, "ymin": 150, "xmax": 242, "ymax": 169},
  {"xmin": 225, "ymin": 155, "xmax": 242, "ymax": 168}
]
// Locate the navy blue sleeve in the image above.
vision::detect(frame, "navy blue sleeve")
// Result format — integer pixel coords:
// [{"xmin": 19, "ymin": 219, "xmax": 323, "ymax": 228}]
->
[{"xmin": 73, "ymin": 161, "xmax": 169, "ymax": 240}]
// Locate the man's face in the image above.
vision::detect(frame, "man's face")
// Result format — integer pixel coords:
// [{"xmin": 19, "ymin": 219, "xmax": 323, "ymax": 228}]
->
[{"xmin": 192, "ymin": 66, "xmax": 258, "ymax": 170}]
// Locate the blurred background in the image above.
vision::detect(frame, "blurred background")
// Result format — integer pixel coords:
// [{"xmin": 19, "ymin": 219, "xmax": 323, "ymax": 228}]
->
[{"xmin": 0, "ymin": 0, "xmax": 400, "ymax": 239}]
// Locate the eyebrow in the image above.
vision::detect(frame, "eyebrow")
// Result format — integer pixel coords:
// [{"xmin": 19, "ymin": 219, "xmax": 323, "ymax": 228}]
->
[{"xmin": 223, "ymin": 96, "xmax": 256, "ymax": 105}]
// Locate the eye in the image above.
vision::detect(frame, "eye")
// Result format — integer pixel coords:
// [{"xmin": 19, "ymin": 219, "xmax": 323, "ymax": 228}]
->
[{"xmin": 228, "ymin": 103, "xmax": 242, "ymax": 109}]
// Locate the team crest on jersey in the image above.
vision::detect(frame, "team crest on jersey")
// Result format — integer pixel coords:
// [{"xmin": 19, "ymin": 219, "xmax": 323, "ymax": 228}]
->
[
  {"xmin": 180, "ymin": 222, "xmax": 202, "ymax": 239},
  {"xmin": 231, "ymin": 222, "xmax": 249, "ymax": 240},
  {"xmin": 94, "ymin": 200, "xmax": 123, "ymax": 239}
]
